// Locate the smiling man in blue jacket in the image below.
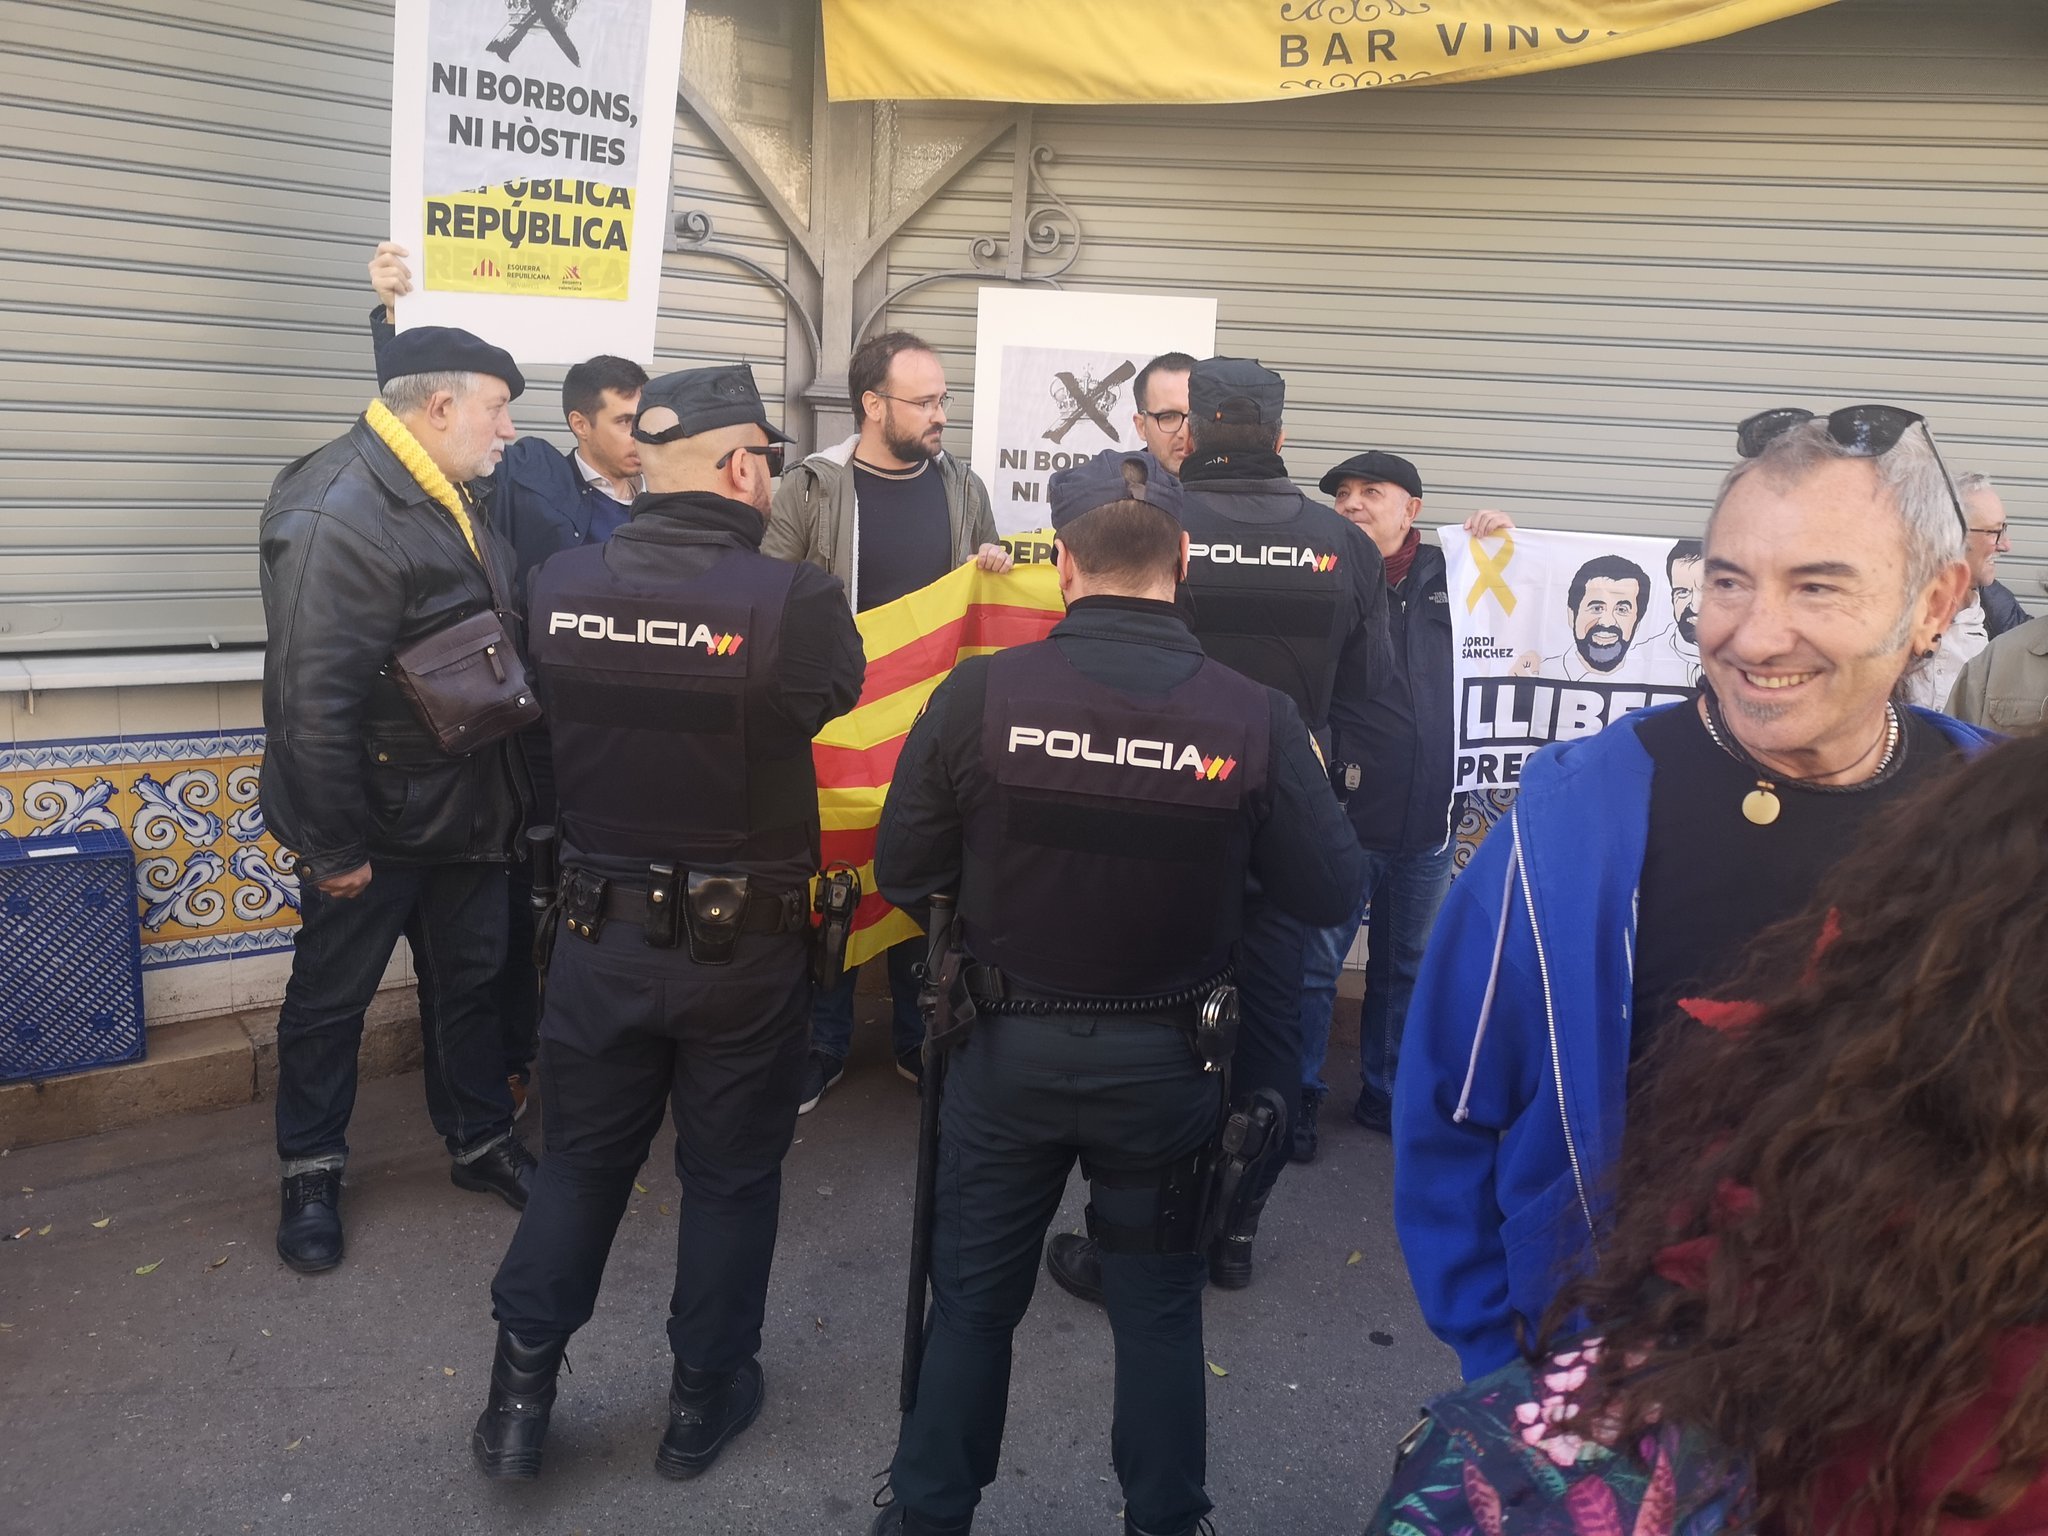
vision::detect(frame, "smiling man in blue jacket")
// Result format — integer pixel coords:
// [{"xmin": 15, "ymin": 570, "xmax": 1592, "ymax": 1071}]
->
[{"xmin": 1395, "ymin": 408, "xmax": 1997, "ymax": 1379}]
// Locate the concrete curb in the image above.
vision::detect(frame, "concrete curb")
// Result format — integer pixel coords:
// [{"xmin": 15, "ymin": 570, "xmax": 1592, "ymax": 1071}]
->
[{"xmin": 0, "ymin": 988, "xmax": 424, "ymax": 1152}]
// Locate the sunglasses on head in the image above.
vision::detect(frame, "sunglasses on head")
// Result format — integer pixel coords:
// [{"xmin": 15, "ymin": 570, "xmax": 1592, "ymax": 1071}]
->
[
  {"xmin": 715, "ymin": 443, "xmax": 785, "ymax": 478},
  {"xmin": 1735, "ymin": 404, "xmax": 1966, "ymax": 536}
]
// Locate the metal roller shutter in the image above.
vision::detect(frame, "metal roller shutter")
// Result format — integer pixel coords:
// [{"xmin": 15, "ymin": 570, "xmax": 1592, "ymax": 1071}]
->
[
  {"xmin": 0, "ymin": 0, "xmax": 789, "ymax": 656},
  {"xmin": 881, "ymin": 0, "xmax": 2048, "ymax": 604}
]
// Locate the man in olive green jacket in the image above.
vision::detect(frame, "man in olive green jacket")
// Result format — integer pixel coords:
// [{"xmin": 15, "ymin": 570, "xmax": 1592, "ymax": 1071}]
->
[
  {"xmin": 761, "ymin": 329, "xmax": 1010, "ymax": 1115},
  {"xmin": 1947, "ymin": 613, "xmax": 2048, "ymax": 732},
  {"xmin": 764, "ymin": 330, "xmax": 1008, "ymax": 612}
]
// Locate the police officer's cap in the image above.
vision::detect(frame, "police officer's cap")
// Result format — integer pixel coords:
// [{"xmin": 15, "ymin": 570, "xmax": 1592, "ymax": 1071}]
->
[
  {"xmin": 632, "ymin": 363, "xmax": 795, "ymax": 446},
  {"xmin": 378, "ymin": 326, "xmax": 525, "ymax": 399},
  {"xmin": 1188, "ymin": 356, "xmax": 1284, "ymax": 427},
  {"xmin": 1048, "ymin": 450, "xmax": 1186, "ymax": 532},
  {"xmin": 1319, "ymin": 450, "xmax": 1424, "ymax": 500}
]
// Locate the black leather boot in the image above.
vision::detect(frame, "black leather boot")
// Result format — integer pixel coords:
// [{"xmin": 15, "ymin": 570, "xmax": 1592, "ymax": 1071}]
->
[
  {"xmin": 450, "ymin": 1133, "xmax": 538, "ymax": 1211},
  {"xmin": 1044, "ymin": 1232, "xmax": 1106, "ymax": 1305},
  {"xmin": 276, "ymin": 1169, "xmax": 344, "ymax": 1274},
  {"xmin": 470, "ymin": 1327, "xmax": 567, "ymax": 1480},
  {"xmin": 870, "ymin": 1498, "xmax": 974, "ymax": 1534},
  {"xmin": 653, "ymin": 1356, "xmax": 763, "ymax": 1479},
  {"xmin": 1207, "ymin": 1190, "xmax": 1270, "ymax": 1290}
]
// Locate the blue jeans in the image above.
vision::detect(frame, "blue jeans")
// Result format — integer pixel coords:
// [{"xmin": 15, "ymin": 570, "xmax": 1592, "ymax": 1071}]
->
[
  {"xmin": 1300, "ymin": 843, "xmax": 1456, "ymax": 1115},
  {"xmin": 274, "ymin": 862, "xmax": 515, "ymax": 1169},
  {"xmin": 809, "ymin": 938, "xmax": 923, "ymax": 1060}
]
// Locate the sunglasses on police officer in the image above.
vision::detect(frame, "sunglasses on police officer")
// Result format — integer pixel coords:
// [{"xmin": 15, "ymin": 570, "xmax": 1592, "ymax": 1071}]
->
[
  {"xmin": 715, "ymin": 443, "xmax": 785, "ymax": 479},
  {"xmin": 1735, "ymin": 404, "xmax": 1966, "ymax": 537}
]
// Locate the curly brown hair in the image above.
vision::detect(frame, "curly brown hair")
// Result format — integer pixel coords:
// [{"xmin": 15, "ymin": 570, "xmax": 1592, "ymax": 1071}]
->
[{"xmin": 1548, "ymin": 730, "xmax": 2048, "ymax": 1536}]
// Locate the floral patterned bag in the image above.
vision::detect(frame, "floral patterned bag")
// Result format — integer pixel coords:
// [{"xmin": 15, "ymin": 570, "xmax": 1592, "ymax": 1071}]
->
[{"xmin": 1366, "ymin": 1342, "xmax": 1755, "ymax": 1536}]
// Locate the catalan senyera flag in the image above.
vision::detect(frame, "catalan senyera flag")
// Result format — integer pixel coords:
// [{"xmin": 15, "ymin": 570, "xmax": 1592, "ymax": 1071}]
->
[{"xmin": 815, "ymin": 535, "xmax": 1065, "ymax": 969}]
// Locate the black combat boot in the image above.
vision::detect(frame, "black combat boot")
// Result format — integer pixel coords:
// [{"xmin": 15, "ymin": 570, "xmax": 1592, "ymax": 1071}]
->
[
  {"xmin": 276, "ymin": 1168, "xmax": 344, "ymax": 1274},
  {"xmin": 653, "ymin": 1356, "xmax": 764, "ymax": 1479},
  {"xmin": 1207, "ymin": 1190, "xmax": 1270, "ymax": 1290},
  {"xmin": 470, "ymin": 1327, "xmax": 568, "ymax": 1480},
  {"xmin": 870, "ymin": 1495, "xmax": 974, "ymax": 1534},
  {"xmin": 1044, "ymin": 1232, "xmax": 1105, "ymax": 1305}
]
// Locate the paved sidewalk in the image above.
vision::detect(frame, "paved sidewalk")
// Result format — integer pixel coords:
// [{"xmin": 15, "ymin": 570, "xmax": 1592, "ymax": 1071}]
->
[{"xmin": 0, "ymin": 1026, "xmax": 1455, "ymax": 1536}]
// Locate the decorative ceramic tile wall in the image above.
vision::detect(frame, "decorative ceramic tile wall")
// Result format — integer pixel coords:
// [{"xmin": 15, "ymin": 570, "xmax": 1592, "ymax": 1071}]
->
[
  {"xmin": 1455, "ymin": 788, "xmax": 1517, "ymax": 871},
  {"xmin": 0, "ymin": 730, "xmax": 298, "ymax": 971}
]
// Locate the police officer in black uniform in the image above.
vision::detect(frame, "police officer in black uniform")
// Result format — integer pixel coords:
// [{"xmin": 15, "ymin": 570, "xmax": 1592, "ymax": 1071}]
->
[
  {"xmin": 1047, "ymin": 358, "xmax": 1390, "ymax": 1304},
  {"xmin": 868, "ymin": 453, "xmax": 1364, "ymax": 1536},
  {"xmin": 468, "ymin": 365, "xmax": 864, "ymax": 1482}
]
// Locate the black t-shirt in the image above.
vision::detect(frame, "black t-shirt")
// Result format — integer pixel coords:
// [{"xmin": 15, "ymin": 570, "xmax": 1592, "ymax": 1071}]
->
[
  {"xmin": 853, "ymin": 458, "xmax": 951, "ymax": 613},
  {"xmin": 1631, "ymin": 701, "xmax": 1958, "ymax": 1062}
]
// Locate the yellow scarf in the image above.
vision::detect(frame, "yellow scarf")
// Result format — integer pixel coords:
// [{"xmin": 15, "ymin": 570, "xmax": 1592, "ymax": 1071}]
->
[{"xmin": 364, "ymin": 398, "xmax": 483, "ymax": 564}]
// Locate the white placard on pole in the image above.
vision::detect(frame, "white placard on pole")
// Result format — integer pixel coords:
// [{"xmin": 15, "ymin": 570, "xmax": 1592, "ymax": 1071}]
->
[
  {"xmin": 388, "ymin": 0, "xmax": 688, "ymax": 364},
  {"xmin": 970, "ymin": 288, "xmax": 1218, "ymax": 535}
]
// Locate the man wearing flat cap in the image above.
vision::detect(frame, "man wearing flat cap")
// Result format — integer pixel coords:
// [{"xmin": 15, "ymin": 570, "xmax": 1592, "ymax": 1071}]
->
[
  {"xmin": 1300, "ymin": 454, "xmax": 1513, "ymax": 1159},
  {"xmin": 1047, "ymin": 359, "xmax": 1391, "ymax": 1305},
  {"xmin": 260, "ymin": 326, "xmax": 539, "ymax": 1275},
  {"xmin": 867, "ymin": 449, "xmax": 1360, "ymax": 1536},
  {"xmin": 470, "ymin": 364, "xmax": 864, "ymax": 1486}
]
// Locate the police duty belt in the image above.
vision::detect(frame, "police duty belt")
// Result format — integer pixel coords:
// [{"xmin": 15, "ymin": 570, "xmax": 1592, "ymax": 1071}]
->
[{"xmin": 963, "ymin": 963, "xmax": 1233, "ymax": 1017}]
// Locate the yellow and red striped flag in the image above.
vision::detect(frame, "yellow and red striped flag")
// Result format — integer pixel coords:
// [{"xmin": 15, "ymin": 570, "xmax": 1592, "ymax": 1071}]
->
[{"xmin": 815, "ymin": 536, "xmax": 1065, "ymax": 968}]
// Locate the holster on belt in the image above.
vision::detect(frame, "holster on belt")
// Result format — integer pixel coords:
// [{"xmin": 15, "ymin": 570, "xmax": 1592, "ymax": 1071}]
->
[
  {"xmin": 810, "ymin": 863, "xmax": 862, "ymax": 991},
  {"xmin": 682, "ymin": 872, "xmax": 748, "ymax": 966}
]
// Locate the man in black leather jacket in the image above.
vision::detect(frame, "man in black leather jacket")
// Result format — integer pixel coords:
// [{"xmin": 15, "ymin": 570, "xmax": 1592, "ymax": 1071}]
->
[{"xmin": 259, "ymin": 326, "xmax": 538, "ymax": 1275}]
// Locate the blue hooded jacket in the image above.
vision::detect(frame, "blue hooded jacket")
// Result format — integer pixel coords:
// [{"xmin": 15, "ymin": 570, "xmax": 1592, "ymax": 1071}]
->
[{"xmin": 1392, "ymin": 701, "xmax": 1997, "ymax": 1379}]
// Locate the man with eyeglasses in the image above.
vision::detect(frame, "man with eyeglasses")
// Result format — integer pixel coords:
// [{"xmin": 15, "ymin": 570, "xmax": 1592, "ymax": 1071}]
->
[
  {"xmin": 765, "ymin": 330, "xmax": 1012, "ymax": 1112},
  {"xmin": 471, "ymin": 364, "xmax": 865, "ymax": 1482},
  {"xmin": 1394, "ymin": 405, "xmax": 1995, "ymax": 1381},
  {"xmin": 1906, "ymin": 471, "xmax": 2023, "ymax": 709},
  {"xmin": 1130, "ymin": 351, "xmax": 1198, "ymax": 476}
]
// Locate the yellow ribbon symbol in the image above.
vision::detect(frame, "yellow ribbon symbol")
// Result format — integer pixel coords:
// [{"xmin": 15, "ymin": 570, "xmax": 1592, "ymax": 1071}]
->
[{"xmin": 1465, "ymin": 531, "xmax": 1517, "ymax": 615}]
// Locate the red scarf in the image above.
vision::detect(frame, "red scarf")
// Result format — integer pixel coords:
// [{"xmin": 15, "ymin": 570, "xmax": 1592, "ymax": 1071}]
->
[{"xmin": 1383, "ymin": 528, "xmax": 1421, "ymax": 587}]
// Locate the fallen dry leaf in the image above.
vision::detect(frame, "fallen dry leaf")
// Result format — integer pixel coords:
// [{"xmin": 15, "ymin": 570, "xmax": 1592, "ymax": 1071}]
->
[
  {"xmin": 442, "ymin": 1366, "xmax": 456, "ymax": 1377},
  {"xmin": 208, "ymin": 1255, "xmax": 230, "ymax": 1269},
  {"xmin": 633, "ymin": 1181, "xmax": 649, "ymax": 1194},
  {"xmin": 658, "ymin": 1202, "xmax": 672, "ymax": 1216},
  {"xmin": 285, "ymin": 1438, "xmax": 302, "ymax": 1452},
  {"xmin": 91, "ymin": 1217, "xmax": 111, "ymax": 1230},
  {"xmin": 0, "ymin": 1321, "xmax": 14, "ymax": 1330},
  {"xmin": 36, "ymin": 1225, "xmax": 51, "ymax": 1237},
  {"xmin": 261, "ymin": 1329, "xmax": 272, "ymax": 1338},
  {"xmin": 1346, "ymin": 1250, "xmax": 1362, "ymax": 1266},
  {"xmin": 134, "ymin": 1260, "xmax": 162, "ymax": 1276},
  {"xmin": 1206, "ymin": 1360, "xmax": 1229, "ymax": 1378}
]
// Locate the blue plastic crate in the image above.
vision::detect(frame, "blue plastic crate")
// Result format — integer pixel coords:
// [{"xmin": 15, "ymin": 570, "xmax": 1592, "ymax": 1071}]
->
[{"xmin": 0, "ymin": 827, "xmax": 147, "ymax": 1084}]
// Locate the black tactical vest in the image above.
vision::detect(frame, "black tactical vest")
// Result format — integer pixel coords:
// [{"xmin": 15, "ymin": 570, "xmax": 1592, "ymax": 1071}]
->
[
  {"xmin": 528, "ymin": 542, "xmax": 813, "ymax": 871},
  {"xmin": 1179, "ymin": 489, "xmax": 1350, "ymax": 730},
  {"xmin": 959, "ymin": 641, "xmax": 1271, "ymax": 997}
]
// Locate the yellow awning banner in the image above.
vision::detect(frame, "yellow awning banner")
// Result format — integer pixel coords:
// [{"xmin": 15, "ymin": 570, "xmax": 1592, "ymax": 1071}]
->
[{"xmin": 823, "ymin": 0, "xmax": 1839, "ymax": 105}]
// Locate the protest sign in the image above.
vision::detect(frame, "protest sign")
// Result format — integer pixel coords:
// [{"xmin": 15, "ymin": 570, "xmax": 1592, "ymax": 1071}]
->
[
  {"xmin": 970, "ymin": 289, "xmax": 1216, "ymax": 536},
  {"xmin": 1439, "ymin": 525, "xmax": 1703, "ymax": 793},
  {"xmin": 388, "ymin": 0, "xmax": 688, "ymax": 362}
]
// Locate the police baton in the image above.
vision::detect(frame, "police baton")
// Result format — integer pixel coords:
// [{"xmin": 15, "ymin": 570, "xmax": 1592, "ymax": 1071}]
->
[{"xmin": 900, "ymin": 892, "xmax": 956, "ymax": 1414}]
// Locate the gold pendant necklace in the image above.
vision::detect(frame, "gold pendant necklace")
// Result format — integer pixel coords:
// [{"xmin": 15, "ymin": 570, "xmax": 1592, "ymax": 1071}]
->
[{"xmin": 1701, "ymin": 694, "xmax": 1898, "ymax": 827}]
